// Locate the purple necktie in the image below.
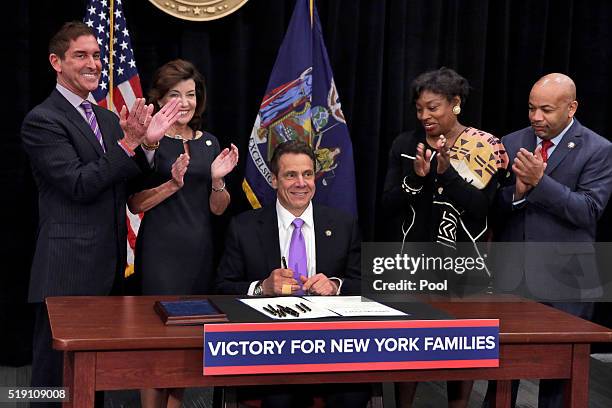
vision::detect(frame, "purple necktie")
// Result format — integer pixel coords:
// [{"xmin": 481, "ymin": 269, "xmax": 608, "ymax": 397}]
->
[
  {"xmin": 289, "ymin": 218, "xmax": 308, "ymax": 294},
  {"xmin": 81, "ymin": 101, "xmax": 106, "ymax": 152}
]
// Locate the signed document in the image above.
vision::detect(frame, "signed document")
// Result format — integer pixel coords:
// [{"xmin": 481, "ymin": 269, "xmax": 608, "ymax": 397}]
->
[{"xmin": 303, "ymin": 296, "xmax": 407, "ymax": 317}]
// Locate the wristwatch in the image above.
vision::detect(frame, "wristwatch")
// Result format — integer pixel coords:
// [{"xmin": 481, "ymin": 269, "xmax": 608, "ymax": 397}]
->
[{"xmin": 253, "ymin": 280, "xmax": 263, "ymax": 296}]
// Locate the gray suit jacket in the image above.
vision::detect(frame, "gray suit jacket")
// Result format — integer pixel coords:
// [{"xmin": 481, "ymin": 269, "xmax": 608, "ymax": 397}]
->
[
  {"xmin": 21, "ymin": 89, "xmax": 141, "ymax": 302},
  {"xmin": 494, "ymin": 119, "xmax": 612, "ymax": 300},
  {"xmin": 216, "ymin": 204, "xmax": 362, "ymax": 295}
]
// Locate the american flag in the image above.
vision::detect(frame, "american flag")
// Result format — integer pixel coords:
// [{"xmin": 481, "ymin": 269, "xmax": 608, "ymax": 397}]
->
[{"xmin": 84, "ymin": 0, "xmax": 143, "ymax": 278}]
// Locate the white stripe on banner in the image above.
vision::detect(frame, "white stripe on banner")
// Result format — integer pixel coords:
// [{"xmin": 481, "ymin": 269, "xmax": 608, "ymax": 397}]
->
[{"xmin": 118, "ymin": 80, "xmax": 137, "ymax": 111}]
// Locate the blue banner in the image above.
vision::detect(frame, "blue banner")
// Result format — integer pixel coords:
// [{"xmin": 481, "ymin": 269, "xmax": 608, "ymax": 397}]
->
[
  {"xmin": 203, "ymin": 320, "xmax": 499, "ymax": 375},
  {"xmin": 243, "ymin": 0, "xmax": 357, "ymax": 215}
]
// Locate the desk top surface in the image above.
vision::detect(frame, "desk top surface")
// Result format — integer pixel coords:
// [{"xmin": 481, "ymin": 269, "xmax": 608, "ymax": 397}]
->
[{"xmin": 46, "ymin": 295, "xmax": 612, "ymax": 351}]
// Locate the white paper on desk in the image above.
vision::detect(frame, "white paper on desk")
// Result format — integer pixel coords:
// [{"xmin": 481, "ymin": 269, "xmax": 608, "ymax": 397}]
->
[
  {"xmin": 302, "ymin": 296, "xmax": 408, "ymax": 317},
  {"xmin": 240, "ymin": 297, "xmax": 339, "ymax": 320}
]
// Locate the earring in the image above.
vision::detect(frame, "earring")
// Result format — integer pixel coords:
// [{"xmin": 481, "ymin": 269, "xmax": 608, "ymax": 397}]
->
[{"xmin": 452, "ymin": 105, "xmax": 461, "ymax": 115}]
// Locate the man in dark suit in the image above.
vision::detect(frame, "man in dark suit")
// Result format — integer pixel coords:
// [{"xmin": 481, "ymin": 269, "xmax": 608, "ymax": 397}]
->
[
  {"xmin": 216, "ymin": 140, "xmax": 368, "ymax": 407},
  {"xmin": 21, "ymin": 22, "xmax": 179, "ymax": 401},
  {"xmin": 487, "ymin": 73, "xmax": 612, "ymax": 407},
  {"xmin": 217, "ymin": 141, "xmax": 361, "ymax": 297}
]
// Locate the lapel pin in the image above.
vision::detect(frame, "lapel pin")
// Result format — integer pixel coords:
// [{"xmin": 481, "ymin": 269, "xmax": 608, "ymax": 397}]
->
[
  {"xmin": 567, "ymin": 142, "xmax": 575, "ymax": 149},
  {"xmin": 205, "ymin": 140, "xmax": 212, "ymax": 146},
  {"xmin": 325, "ymin": 230, "xmax": 332, "ymax": 237}
]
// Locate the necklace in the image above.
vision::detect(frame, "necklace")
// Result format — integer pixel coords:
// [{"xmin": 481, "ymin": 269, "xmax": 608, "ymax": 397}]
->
[{"xmin": 164, "ymin": 129, "xmax": 203, "ymax": 141}]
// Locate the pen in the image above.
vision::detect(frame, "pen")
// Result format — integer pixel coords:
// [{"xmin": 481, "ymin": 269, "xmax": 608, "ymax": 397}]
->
[
  {"xmin": 276, "ymin": 305, "xmax": 286, "ymax": 317},
  {"xmin": 295, "ymin": 303, "xmax": 306, "ymax": 313},
  {"xmin": 263, "ymin": 305, "xmax": 277, "ymax": 316},
  {"xmin": 283, "ymin": 305, "xmax": 300, "ymax": 317},
  {"xmin": 281, "ymin": 256, "xmax": 288, "ymax": 269},
  {"xmin": 300, "ymin": 302, "xmax": 312, "ymax": 312}
]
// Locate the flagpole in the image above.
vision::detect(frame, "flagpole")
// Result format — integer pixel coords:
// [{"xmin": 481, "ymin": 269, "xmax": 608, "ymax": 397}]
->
[
  {"xmin": 309, "ymin": 0, "xmax": 313, "ymax": 27},
  {"xmin": 108, "ymin": 0, "xmax": 115, "ymax": 110}
]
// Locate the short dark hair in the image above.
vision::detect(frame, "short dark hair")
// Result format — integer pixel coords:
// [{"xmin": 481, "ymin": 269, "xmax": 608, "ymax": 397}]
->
[
  {"xmin": 148, "ymin": 59, "xmax": 207, "ymax": 131},
  {"xmin": 411, "ymin": 67, "xmax": 470, "ymax": 105},
  {"xmin": 49, "ymin": 21, "xmax": 96, "ymax": 59},
  {"xmin": 269, "ymin": 140, "xmax": 316, "ymax": 176}
]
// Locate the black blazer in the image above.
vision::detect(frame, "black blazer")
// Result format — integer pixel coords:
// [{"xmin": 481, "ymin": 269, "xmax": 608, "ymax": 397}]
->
[
  {"xmin": 216, "ymin": 204, "xmax": 362, "ymax": 295},
  {"xmin": 21, "ymin": 89, "xmax": 141, "ymax": 302}
]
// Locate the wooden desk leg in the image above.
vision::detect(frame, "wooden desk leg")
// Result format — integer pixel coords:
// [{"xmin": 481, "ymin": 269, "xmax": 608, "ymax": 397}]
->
[
  {"xmin": 492, "ymin": 380, "xmax": 512, "ymax": 408},
  {"xmin": 564, "ymin": 343, "xmax": 590, "ymax": 408},
  {"xmin": 64, "ymin": 352, "xmax": 96, "ymax": 408},
  {"xmin": 63, "ymin": 352, "xmax": 74, "ymax": 408}
]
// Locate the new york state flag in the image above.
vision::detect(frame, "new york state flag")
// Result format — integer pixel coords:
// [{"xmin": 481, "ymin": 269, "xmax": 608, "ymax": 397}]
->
[{"xmin": 243, "ymin": 0, "xmax": 357, "ymax": 215}]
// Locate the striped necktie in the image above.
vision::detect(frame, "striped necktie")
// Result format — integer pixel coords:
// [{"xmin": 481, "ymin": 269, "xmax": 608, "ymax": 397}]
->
[{"xmin": 80, "ymin": 101, "xmax": 106, "ymax": 152}]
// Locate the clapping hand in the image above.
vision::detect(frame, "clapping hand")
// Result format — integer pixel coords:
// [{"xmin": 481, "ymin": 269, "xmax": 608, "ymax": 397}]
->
[
  {"xmin": 211, "ymin": 143, "xmax": 239, "ymax": 180},
  {"xmin": 144, "ymin": 98, "xmax": 182, "ymax": 144},
  {"xmin": 513, "ymin": 145, "xmax": 546, "ymax": 188},
  {"xmin": 170, "ymin": 153, "xmax": 190, "ymax": 189},
  {"xmin": 435, "ymin": 135, "xmax": 451, "ymax": 174},
  {"xmin": 414, "ymin": 142, "xmax": 432, "ymax": 177},
  {"xmin": 119, "ymin": 98, "xmax": 154, "ymax": 149}
]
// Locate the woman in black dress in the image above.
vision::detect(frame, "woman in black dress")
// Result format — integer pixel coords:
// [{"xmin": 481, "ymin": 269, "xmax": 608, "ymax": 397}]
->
[
  {"xmin": 128, "ymin": 59, "xmax": 238, "ymax": 408},
  {"xmin": 382, "ymin": 67, "xmax": 508, "ymax": 408}
]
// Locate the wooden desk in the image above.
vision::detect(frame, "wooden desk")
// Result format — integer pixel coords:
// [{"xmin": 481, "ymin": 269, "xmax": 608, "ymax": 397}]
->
[{"xmin": 47, "ymin": 296, "xmax": 612, "ymax": 408}]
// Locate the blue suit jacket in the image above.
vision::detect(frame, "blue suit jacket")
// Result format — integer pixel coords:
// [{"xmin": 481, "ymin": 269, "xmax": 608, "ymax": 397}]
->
[
  {"xmin": 21, "ymin": 89, "xmax": 141, "ymax": 302},
  {"xmin": 216, "ymin": 204, "xmax": 362, "ymax": 295},
  {"xmin": 494, "ymin": 119, "xmax": 612, "ymax": 300}
]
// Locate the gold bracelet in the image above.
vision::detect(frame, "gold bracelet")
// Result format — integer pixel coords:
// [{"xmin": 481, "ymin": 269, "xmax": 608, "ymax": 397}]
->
[
  {"xmin": 211, "ymin": 180, "xmax": 226, "ymax": 193},
  {"xmin": 141, "ymin": 141, "xmax": 160, "ymax": 151}
]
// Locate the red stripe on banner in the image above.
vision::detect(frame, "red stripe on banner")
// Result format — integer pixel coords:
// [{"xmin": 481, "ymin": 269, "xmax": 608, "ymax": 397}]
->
[
  {"xmin": 203, "ymin": 359, "xmax": 500, "ymax": 375},
  {"xmin": 113, "ymin": 88, "xmax": 127, "ymax": 113},
  {"xmin": 129, "ymin": 75, "xmax": 143, "ymax": 98},
  {"xmin": 126, "ymin": 215, "xmax": 137, "ymax": 250},
  {"xmin": 203, "ymin": 319, "xmax": 499, "ymax": 333}
]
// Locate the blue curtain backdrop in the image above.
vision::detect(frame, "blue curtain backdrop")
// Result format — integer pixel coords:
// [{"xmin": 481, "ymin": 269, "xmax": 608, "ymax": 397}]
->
[{"xmin": 3, "ymin": 0, "xmax": 612, "ymax": 364}]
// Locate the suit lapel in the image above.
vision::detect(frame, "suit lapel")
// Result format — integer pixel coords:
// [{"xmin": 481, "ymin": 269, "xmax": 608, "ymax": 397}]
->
[
  {"xmin": 52, "ymin": 90, "xmax": 105, "ymax": 156},
  {"xmin": 93, "ymin": 103, "xmax": 116, "ymax": 152},
  {"xmin": 545, "ymin": 121, "xmax": 581, "ymax": 175},
  {"xmin": 522, "ymin": 130, "xmax": 537, "ymax": 155},
  {"xmin": 257, "ymin": 206, "xmax": 282, "ymax": 273},
  {"xmin": 313, "ymin": 206, "xmax": 333, "ymax": 273}
]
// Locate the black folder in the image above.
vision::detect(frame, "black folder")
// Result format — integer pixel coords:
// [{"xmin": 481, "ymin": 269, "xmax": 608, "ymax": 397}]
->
[{"xmin": 154, "ymin": 299, "xmax": 228, "ymax": 325}]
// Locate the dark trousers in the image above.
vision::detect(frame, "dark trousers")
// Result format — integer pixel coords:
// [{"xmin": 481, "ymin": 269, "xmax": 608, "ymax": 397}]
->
[
  {"xmin": 31, "ymin": 303, "xmax": 63, "ymax": 408},
  {"xmin": 31, "ymin": 275, "xmax": 123, "ymax": 408},
  {"xmin": 483, "ymin": 302, "xmax": 594, "ymax": 408}
]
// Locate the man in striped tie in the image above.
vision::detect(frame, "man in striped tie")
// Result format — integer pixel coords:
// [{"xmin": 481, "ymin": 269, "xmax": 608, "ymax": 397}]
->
[{"xmin": 21, "ymin": 21, "xmax": 180, "ymax": 404}]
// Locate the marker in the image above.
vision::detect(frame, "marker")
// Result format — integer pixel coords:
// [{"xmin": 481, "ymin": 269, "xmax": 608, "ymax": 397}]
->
[
  {"xmin": 300, "ymin": 302, "xmax": 311, "ymax": 312},
  {"xmin": 281, "ymin": 256, "xmax": 288, "ymax": 269},
  {"xmin": 263, "ymin": 305, "xmax": 277, "ymax": 316},
  {"xmin": 295, "ymin": 303, "xmax": 306, "ymax": 313},
  {"xmin": 276, "ymin": 305, "xmax": 286, "ymax": 317},
  {"xmin": 283, "ymin": 305, "xmax": 300, "ymax": 317}
]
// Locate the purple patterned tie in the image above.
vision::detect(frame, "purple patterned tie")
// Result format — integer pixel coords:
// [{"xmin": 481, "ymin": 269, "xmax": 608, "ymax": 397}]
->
[
  {"xmin": 288, "ymin": 218, "xmax": 308, "ymax": 294},
  {"xmin": 81, "ymin": 101, "xmax": 106, "ymax": 152}
]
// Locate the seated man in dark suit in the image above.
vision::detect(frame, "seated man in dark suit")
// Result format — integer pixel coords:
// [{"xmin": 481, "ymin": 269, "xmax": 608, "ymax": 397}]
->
[{"xmin": 216, "ymin": 140, "xmax": 368, "ymax": 407}]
